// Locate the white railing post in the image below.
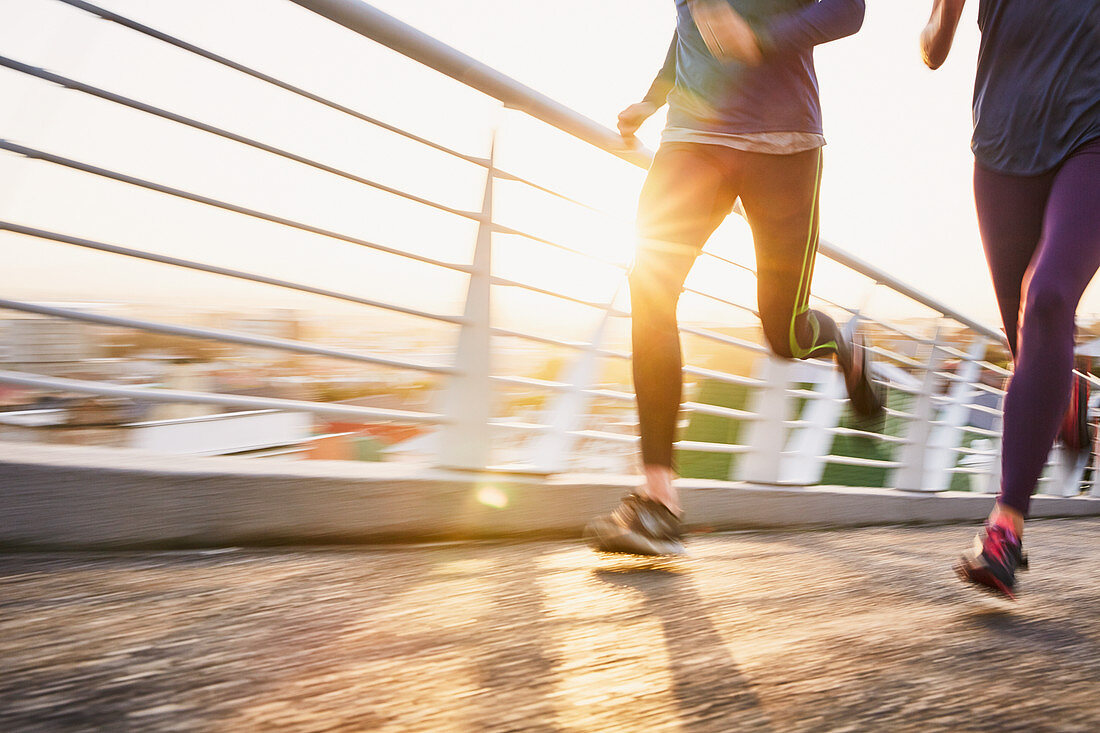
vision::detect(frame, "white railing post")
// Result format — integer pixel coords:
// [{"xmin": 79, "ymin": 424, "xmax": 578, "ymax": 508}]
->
[
  {"xmin": 892, "ymin": 326, "xmax": 945, "ymax": 492},
  {"xmin": 739, "ymin": 356, "xmax": 794, "ymax": 484},
  {"xmin": 1045, "ymin": 379, "xmax": 1096, "ymax": 497},
  {"xmin": 524, "ymin": 299, "xmax": 618, "ymax": 473},
  {"xmin": 435, "ymin": 141, "xmax": 495, "ymax": 471},
  {"xmin": 922, "ymin": 335, "xmax": 988, "ymax": 492},
  {"xmin": 1049, "ymin": 446, "xmax": 1090, "ymax": 498},
  {"xmin": 1088, "ymin": 393, "xmax": 1100, "ymax": 498},
  {"xmin": 978, "ymin": 416, "xmax": 1003, "ymax": 493},
  {"xmin": 779, "ymin": 316, "xmax": 858, "ymax": 485}
]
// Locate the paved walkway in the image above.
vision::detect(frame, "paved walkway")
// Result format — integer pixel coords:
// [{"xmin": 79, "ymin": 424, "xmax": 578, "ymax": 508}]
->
[{"xmin": 3, "ymin": 519, "xmax": 1100, "ymax": 732}]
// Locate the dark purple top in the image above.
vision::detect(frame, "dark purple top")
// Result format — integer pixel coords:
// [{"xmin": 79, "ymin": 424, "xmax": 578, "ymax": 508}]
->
[{"xmin": 973, "ymin": 0, "xmax": 1100, "ymax": 175}]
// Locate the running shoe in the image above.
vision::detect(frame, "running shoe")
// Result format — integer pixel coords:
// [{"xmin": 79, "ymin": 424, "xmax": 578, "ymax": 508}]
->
[
  {"xmin": 584, "ymin": 493, "xmax": 685, "ymax": 556},
  {"xmin": 837, "ymin": 331, "xmax": 885, "ymax": 421},
  {"xmin": 954, "ymin": 522, "xmax": 1028, "ymax": 600}
]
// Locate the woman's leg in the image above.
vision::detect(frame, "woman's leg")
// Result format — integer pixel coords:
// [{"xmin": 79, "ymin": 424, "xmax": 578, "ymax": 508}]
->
[
  {"xmin": 996, "ymin": 141, "xmax": 1100, "ymax": 517},
  {"xmin": 957, "ymin": 151, "xmax": 1098, "ymax": 597},
  {"xmin": 972, "ymin": 162, "xmax": 1054, "ymax": 538},
  {"xmin": 973, "ymin": 162, "xmax": 1055, "ymax": 357}
]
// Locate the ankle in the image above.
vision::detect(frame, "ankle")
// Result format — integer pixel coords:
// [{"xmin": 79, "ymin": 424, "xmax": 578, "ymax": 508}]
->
[
  {"xmin": 989, "ymin": 503, "xmax": 1025, "ymax": 539},
  {"xmin": 640, "ymin": 464, "xmax": 680, "ymax": 516}
]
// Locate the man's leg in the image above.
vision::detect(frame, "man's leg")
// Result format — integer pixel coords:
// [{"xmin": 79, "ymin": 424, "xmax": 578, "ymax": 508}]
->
[
  {"xmin": 585, "ymin": 143, "xmax": 741, "ymax": 555},
  {"xmin": 631, "ymin": 144, "xmax": 742, "ymax": 511},
  {"xmin": 738, "ymin": 148, "xmax": 839, "ymax": 359},
  {"xmin": 738, "ymin": 148, "xmax": 881, "ymax": 417}
]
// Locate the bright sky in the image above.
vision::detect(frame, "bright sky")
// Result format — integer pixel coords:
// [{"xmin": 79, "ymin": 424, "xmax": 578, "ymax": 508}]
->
[{"xmin": 0, "ymin": 0, "xmax": 1091, "ymax": 335}]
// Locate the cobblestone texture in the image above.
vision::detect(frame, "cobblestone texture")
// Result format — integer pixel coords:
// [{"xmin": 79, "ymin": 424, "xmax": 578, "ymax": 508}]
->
[{"xmin": 3, "ymin": 519, "xmax": 1100, "ymax": 732}]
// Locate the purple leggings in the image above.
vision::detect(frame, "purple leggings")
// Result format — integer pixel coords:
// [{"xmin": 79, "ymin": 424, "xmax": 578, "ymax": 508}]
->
[{"xmin": 975, "ymin": 139, "xmax": 1100, "ymax": 516}]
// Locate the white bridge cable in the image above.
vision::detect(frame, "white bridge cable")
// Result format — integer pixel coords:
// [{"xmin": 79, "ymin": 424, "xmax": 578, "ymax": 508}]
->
[
  {"xmin": 489, "ymin": 327, "xmax": 631, "ymax": 360},
  {"xmin": 860, "ymin": 315, "xmax": 938, "ymax": 346},
  {"xmin": 682, "ymin": 285, "xmax": 761, "ymax": 319},
  {"xmin": 0, "ymin": 299, "xmax": 455, "ymax": 375},
  {"xmin": 0, "ymin": 221, "xmax": 464, "ymax": 325},
  {"xmin": 489, "ymin": 375, "xmax": 632, "ymax": 401},
  {"xmin": 825, "ymin": 426, "xmax": 909, "ymax": 444},
  {"xmin": 2, "ymin": 54, "xmax": 629, "ymax": 275},
  {"xmin": 956, "ymin": 425, "xmax": 1001, "ymax": 438},
  {"xmin": 0, "ymin": 140, "xmax": 472, "ymax": 273},
  {"xmin": 0, "ymin": 56, "xmax": 485, "ymax": 221},
  {"xmin": 491, "ymin": 378, "xmax": 758, "ymax": 423},
  {"xmin": 818, "ymin": 454, "xmax": 902, "ymax": 469},
  {"xmin": 865, "ymin": 345, "xmax": 924, "ymax": 369},
  {"xmin": 683, "ymin": 365, "xmax": 765, "ymax": 389},
  {"xmin": 679, "ymin": 326, "xmax": 770, "ymax": 355},
  {"xmin": 0, "ymin": 370, "xmax": 445, "ymax": 423},
  {"xmin": 697, "ymin": 249, "xmax": 849, "ymax": 317},
  {"xmin": 484, "ymin": 422, "xmax": 757, "ymax": 455},
  {"xmin": 489, "ymin": 276, "xmax": 629, "ymax": 316},
  {"xmin": 52, "ymin": 0, "xmax": 594, "ymax": 211},
  {"xmin": 492, "ymin": 223, "xmax": 631, "ymax": 271}
]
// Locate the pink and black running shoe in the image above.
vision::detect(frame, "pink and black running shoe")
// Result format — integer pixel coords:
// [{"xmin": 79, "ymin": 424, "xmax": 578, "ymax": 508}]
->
[{"xmin": 955, "ymin": 522, "xmax": 1028, "ymax": 600}]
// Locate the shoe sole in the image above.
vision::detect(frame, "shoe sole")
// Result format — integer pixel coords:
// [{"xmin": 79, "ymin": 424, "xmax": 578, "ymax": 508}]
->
[
  {"xmin": 583, "ymin": 519, "xmax": 685, "ymax": 557},
  {"xmin": 954, "ymin": 559, "xmax": 1016, "ymax": 600}
]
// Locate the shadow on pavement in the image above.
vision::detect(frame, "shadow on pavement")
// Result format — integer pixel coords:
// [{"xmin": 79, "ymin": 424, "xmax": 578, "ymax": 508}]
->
[
  {"xmin": 595, "ymin": 565, "xmax": 774, "ymax": 732},
  {"xmin": 963, "ymin": 605, "xmax": 1100, "ymax": 652}
]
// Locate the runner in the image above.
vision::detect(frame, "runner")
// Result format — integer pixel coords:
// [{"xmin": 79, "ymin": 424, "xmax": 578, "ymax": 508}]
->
[
  {"xmin": 584, "ymin": 0, "xmax": 877, "ymax": 556},
  {"xmin": 922, "ymin": 0, "xmax": 1100, "ymax": 599}
]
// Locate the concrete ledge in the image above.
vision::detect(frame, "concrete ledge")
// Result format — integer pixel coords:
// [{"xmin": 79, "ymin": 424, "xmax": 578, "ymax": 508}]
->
[{"xmin": 2, "ymin": 441, "xmax": 1099, "ymax": 549}]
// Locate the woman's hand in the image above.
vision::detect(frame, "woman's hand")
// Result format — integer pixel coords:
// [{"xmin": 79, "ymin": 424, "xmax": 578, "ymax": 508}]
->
[
  {"xmin": 690, "ymin": 1, "xmax": 763, "ymax": 66},
  {"xmin": 921, "ymin": 0, "xmax": 966, "ymax": 70}
]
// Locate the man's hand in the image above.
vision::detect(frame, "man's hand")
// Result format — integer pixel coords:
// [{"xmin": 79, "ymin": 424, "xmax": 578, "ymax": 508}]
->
[
  {"xmin": 920, "ymin": 0, "xmax": 966, "ymax": 70},
  {"xmin": 690, "ymin": 1, "xmax": 763, "ymax": 66},
  {"xmin": 618, "ymin": 101, "xmax": 659, "ymax": 139}
]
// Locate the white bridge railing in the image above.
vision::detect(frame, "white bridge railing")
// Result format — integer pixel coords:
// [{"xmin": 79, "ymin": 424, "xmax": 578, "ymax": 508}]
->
[{"xmin": 0, "ymin": 0, "xmax": 1095, "ymax": 498}]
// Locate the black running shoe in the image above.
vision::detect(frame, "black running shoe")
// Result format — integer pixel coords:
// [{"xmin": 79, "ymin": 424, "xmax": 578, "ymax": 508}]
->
[
  {"xmin": 837, "ymin": 331, "xmax": 884, "ymax": 421},
  {"xmin": 954, "ymin": 522, "xmax": 1029, "ymax": 600},
  {"xmin": 584, "ymin": 493, "xmax": 685, "ymax": 556}
]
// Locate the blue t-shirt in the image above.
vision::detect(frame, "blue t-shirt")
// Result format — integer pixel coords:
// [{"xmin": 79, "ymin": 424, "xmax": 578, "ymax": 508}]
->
[
  {"xmin": 973, "ymin": 0, "xmax": 1100, "ymax": 175},
  {"xmin": 645, "ymin": 1, "xmax": 865, "ymax": 136}
]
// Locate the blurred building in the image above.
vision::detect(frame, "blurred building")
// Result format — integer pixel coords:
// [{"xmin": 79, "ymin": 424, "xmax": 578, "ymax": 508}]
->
[
  {"xmin": 219, "ymin": 308, "xmax": 302, "ymax": 363},
  {"xmin": 0, "ymin": 310, "xmax": 103, "ymax": 375}
]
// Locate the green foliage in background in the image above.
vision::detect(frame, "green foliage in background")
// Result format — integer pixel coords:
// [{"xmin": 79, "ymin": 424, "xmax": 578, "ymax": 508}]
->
[
  {"xmin": 676, "ymin": 379, "xmax": 917, "ymax": 487},
  {"xmin": 820, "ymin": 390, "xmax": 912, "ymax": 487},
  {"xmin": 676, "ymin": 380, "xmax": 751, "ymax": 480}
]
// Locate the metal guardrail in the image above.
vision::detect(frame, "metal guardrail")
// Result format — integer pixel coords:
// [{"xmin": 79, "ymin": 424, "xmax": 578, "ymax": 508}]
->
[{"xmin": 0, "ymin": 0, "xmax": 1094, "ymax": 496}]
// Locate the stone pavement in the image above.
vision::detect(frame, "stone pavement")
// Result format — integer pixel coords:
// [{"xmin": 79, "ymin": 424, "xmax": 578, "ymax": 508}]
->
[{"xmin": 3, "ymin": 519, "xmax": 1100, "ymax": 732}]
